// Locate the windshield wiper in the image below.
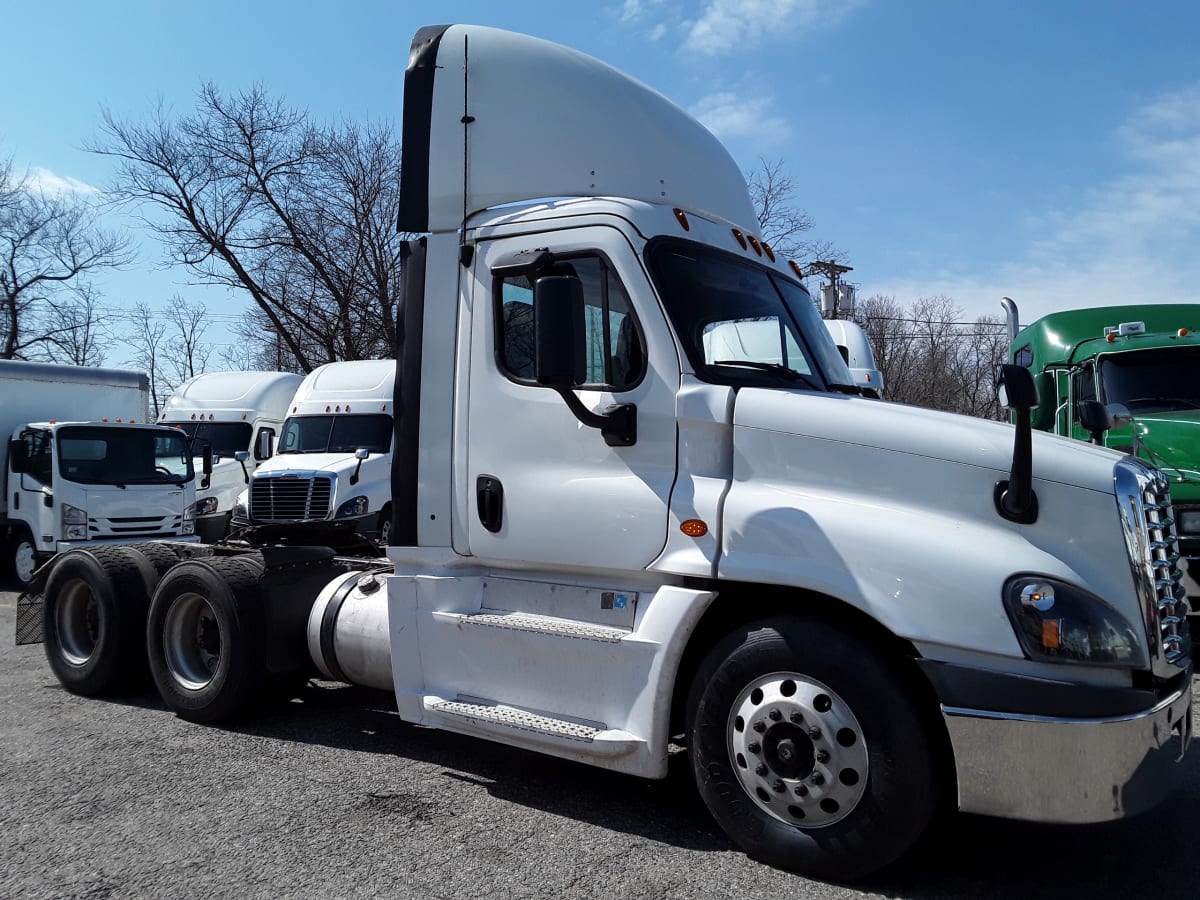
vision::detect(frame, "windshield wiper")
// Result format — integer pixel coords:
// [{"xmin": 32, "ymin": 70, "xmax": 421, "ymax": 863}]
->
[{"xmin": 710, "ymin": 360, "xmax": 819, "ymax": 390}]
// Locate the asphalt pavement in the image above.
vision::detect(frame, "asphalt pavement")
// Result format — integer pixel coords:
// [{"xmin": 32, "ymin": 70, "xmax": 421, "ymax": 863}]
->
[{"xmin": 3, "ymin": 579, "xmax": 1199, "ymax": 900}]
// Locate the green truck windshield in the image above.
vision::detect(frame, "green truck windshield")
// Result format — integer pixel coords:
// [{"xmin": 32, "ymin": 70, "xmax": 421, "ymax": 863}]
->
[{"xmin": 1101, "ymin": 348, "xmax": 1200, "ymax": 413}]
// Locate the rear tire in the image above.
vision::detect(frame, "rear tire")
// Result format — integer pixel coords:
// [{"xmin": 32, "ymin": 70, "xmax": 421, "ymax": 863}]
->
[
  {"xmin": 146, "ymin": 556, "xmax": 267, "ymax": 723},
  {"xmin": 687, "ymin": 616, "xmax": 938, "ymax": 883},
  {"xmin": 42, "ymin": 547, "xmax": 160, "ymax": 695}
]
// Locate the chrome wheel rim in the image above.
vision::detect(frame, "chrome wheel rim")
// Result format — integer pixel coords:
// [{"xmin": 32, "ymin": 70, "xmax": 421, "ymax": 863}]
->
[
  {"xmin": 14, "ymin": 540, "xmax": 36, "ymax": 584},
  {"xmin": 727, "ymin": 672, "xmax": 869, "ymax": 828},
  {"xmin": 163, "ymin": 592, "xmax": 222, "ymax": 690},
  {"xmin": 56, "ymin": 578, "xmax": 101, "ymax": 666}
]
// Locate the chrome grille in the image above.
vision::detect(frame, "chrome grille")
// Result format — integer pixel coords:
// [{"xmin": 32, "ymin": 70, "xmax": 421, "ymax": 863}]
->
[
  {"xmin": 1115, "ymin": 458, "xmax": 1191, "ymax": 675},
  {"xmin": 250, "ymin": 475, "xmax": 333, "ymax": 522}
]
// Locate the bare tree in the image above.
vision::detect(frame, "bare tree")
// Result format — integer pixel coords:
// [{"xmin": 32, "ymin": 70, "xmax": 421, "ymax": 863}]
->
[
  {"xmin": 0, "ymin": 155, "xmax": 131, "ymax": 360},
  {"xmin": 123, "ymin": 301, "xmax": 170, "ymax": 418},
  {"xmin": 747, "ymin": 157, "xmax": 846, "ymax": 264},
  {"xmin": 42, "ymin": 284, "xmax": 108, "ymax": 366},
  {"xmin": 162, "ymin": 295, "xmax": 212, "ymax": 388},
  {"xmin": 92, "ymin": 84, "xmax": 405, "ymax": 372}
]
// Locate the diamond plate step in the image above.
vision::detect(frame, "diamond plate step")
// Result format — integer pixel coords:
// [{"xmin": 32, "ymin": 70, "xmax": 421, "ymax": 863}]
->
[
  {"xmin": 433, "ymin": 699, "xmax": 602, "ymax": 742},
  {"xmin": 437, "ymin": 609, "xmax": 628, "ymax": 643}
]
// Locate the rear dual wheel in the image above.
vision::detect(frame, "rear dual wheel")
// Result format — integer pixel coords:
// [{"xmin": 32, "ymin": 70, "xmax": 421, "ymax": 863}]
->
[{"xmin": 687, "ymin": 617, "xmax": 939, "ymax": 883}]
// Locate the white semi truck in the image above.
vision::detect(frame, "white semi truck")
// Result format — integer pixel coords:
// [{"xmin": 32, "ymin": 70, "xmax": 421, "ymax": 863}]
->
[
  {"xmin": 1, "ymin": 360, "xmax": 202, "ymax": 585},
  {"xmin": 157, "ymin": 370, "xmax": 303, "ymax": 542},
  {"xmin": 229, "ymin": 360, "xmax": 395, "ymax": 546},
  {"xmin": 23, "ymin": 26, "xmax": 1193, "ymax": 882}
]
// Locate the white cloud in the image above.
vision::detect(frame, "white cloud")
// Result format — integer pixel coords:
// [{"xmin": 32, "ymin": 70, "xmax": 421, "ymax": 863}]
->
[
  {"xmin": 691, "ymin": 90, "xmax": 791, "ymax": 146},
  {"xmin": 26, "ymin": 167, "xmax": 99, "ymax": 197},
  {"xmin": 685, "ymin": 0, "xmax": 867, "ymax": 56},
  {"xmin": 866, "ymin": 82, "xmax": 1200, "ymax": 325}
]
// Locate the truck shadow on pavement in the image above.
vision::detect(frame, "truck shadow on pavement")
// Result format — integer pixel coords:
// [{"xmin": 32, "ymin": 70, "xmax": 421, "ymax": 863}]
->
[{"xmin": 82, "ymin": 675, "xmax": 1200, "ymax": 898}]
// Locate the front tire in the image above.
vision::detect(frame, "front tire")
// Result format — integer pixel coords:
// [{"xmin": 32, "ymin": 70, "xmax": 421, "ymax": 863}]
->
[
  {"xmin": 11, "ymin": 528, "xmax": 39, "ymax": 588},
  {"xmin": 687, "ymin": 616, "xmax": 938, "ymax": 882}
]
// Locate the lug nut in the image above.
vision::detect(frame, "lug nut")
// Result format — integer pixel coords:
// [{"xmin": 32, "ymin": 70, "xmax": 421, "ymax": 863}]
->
[
  {"xmin": 747, "ymin": 742, "xmax": 761, "ymax": 754},
  {"xmin": 753, "ymin": 721, "xmax": 766, "ymax": 733},
  {"xmin": 790, "ymin": 711, "xmax": 804, "ymax": 724},
  {"xmin": 816, "ymin": 750, "xmax": 830, "ymax": 764},
  {"xmin": 755, "ymin": 764, "xmax": 768, "ymax": 777},
  {"xmin": 768, "ymin": 709, "xmax": 782, "ymax": 721},
  {"xmin": 773, "ymin": 780, "xmax": 786, "ymax": 793},
  {"xmin": 811, "ymin": 772, "xmax": 825, "ymax": 786},
  {"xmin": 808, "ymin": 727, "xmax": 822, "ymax": 741},
  {"xmin": 795, "ymin": 784, "xmax": 809, "ymax": 797}
]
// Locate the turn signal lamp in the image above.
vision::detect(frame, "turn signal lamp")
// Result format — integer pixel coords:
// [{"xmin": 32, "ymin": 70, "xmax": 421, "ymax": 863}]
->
[{"xmin": 680, "ymin": 519, "xmax": 708, "ymax": 537}]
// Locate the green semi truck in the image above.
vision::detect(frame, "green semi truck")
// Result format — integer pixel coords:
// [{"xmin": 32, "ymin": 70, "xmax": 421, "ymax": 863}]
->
[{"xmin": 1005, "ymin": 297, "xmax": 1200, "ymax": 605}]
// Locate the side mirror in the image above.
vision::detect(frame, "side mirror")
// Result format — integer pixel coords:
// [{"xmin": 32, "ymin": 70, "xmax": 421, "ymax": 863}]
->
[
  {"xmin": 200, "ymin": 445, "xmax": 213, "ymax": 490},
  {"xmin": 534, "ymin": 275, "xmax": 586, "ymax": 388},
  {"xmin": 1076, "ymin": 399, "xmax": 1112, "ymax": 444},
  {"xmin": 234, "ymin": 450, "xmax": 250, "ymax": 484},
  {"xmin": 350, "ymin": 447, "xmax": 369, "ymax": 485},
  {"xmin": 996, "ymin": 364, "xmax": 1038, "ymax": 410},
  {"xmin": 994, "ymin": 364, "xmax": 1038, "ymax": 524},
  {"xmin": 256, "ymin": 430, "xmax": 273, "ymax": 460},
  {"xmin": 9, "ymin": 439, "xmax": 27, "ymax": 474}
]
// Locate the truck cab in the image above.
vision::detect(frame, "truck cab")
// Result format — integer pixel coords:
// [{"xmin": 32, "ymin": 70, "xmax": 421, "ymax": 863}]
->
[
  {"xmin": 231, "ymin": 360, "xmax": 395, "ymax": 544},
  {"xmin": 1007, "ymin": 301, "xmax": 1200, "ymax": 598},
  {"xmin": 158, "ymin": 370, "xmax": 303, "ymax": 542}
]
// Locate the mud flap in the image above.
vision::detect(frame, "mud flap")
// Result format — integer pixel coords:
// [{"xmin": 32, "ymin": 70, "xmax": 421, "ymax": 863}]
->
[{"xmin": 14, "ymin": 563, "xmax": 52, "ymax": 645}]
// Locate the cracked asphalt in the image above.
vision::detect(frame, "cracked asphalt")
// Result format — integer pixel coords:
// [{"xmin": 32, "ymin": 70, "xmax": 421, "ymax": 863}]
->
[{"xmin": 3, "ymin": 580, "xmax": 1199, "ymax": 900}]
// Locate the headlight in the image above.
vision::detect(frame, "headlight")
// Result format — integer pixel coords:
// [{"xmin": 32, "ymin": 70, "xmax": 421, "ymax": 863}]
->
[
  {"xmin": 194, "ymin": 497, "xmax": 219, "ymax": 516},
  {"xmin": 1177, "ymin": 508, "xmax": 1200, "ymax": 536},
  {"xmin": 335, "ymin": 496, "xmax": 369, "ymax": 518},
  {"xmin": 1003, "ymin": 576, "xmax": 1148, "ymax": 668},
  {"xmin": 232, "ymin": 491, "xmax": 249, "ymax": 522},
  {"xmin": 62, "ymin": 503, "xmax": 88, "ymax": 540},
  {"xmin": 182, "ymin": 502, "xmax": 196, "ymax": 535}
]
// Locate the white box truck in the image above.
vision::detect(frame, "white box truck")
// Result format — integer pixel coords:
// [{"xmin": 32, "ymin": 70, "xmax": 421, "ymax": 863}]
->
[
  {"xmin": 229, "ymin": 360, "xmax": 395, "ymax": 545},
  {"xmin": 157, "ymin": 370, "xmax": 303, "ymax": 542},
  {"xmin": 24, "ymin": 26, "xmax": 1193, "ymax": 883},
  {"xmin": 1, "ymin": 360, "xmax": 201, "ymax": 585}
]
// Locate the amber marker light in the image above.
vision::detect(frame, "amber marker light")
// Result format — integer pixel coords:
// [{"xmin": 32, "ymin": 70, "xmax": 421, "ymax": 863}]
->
[
  {"xmin": 674, "ymin": 208, "xmax": 690, "ymax": 231},
  {"xmin": 1180, "ymin": 328, "xmax": 1190, "ymax": 337},
  {"xmin": 1106, "ymin": 333, "xmax": 1117, "ymax": 343},
  {"xmin": 731, "ymin": 228, "xmax": 747, "ymax": 249},
  {"xmin": 789, "ymin": 260, "xmax": 804, "ymax": 278},
  {"xmin": 680, "ymin": 519, "xmax": 708, "ymax": 538},
  {"xmin": 747, "ymin": 235, "xmax": 763, "ymax": 256},
  {"xmin": 762, "ymin": 242, "xmax": 775, "ymax": 262}
]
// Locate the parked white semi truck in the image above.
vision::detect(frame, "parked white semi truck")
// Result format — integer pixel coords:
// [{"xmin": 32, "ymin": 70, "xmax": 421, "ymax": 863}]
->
[
  {"xmin": 157, "ymin": 371, "xmax": 303, "ymax": 542},
  {"xmin": 229, "ymin": 360, "xmax": 395, "ymax": 546},
  {"xmin": 1, "ymin": 360, "xmax": 201, "ymax": 585},
  {"xmin": 824, "ymin": 319, "xmax": 884, "ymax": 396},
  {"xmin": 22, "ymin": 26, "xmax": 1192, "ymax": 882}
]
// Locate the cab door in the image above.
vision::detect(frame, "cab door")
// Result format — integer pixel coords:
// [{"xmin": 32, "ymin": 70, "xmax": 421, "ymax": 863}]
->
[
  {"xmin": 12, "ymin": 428, "xmax": 55, "ymax": 547},
  {"xmin": 465, "ymin": 226, "xmax": 679, "ymax": 573}
]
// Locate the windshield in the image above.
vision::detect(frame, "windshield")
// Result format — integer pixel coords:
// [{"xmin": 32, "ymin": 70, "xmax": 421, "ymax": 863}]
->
[
  {"xmin": 56, "ymin": 426, "xmax": 194, "ymax": 486},
  {"xmin": 1099, "ymin": 348, "xmax": 1200, "ymax": 414},
  {"xmin": 169, "ymin": 421, "xmax": 253, "ymax": 458},
  {"xmin": 646, "ymin": 240, "xmax": 852, "ymax": 389},
  {"xmin": 278, "ymin": 414, "xmax": 393, "ymax": 454}
]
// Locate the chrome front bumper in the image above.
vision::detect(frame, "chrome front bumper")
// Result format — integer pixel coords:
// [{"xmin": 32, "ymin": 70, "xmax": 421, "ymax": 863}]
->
[{"xmin": 943, "ymin": 678, "xmax": 1192, "ymax": 823}]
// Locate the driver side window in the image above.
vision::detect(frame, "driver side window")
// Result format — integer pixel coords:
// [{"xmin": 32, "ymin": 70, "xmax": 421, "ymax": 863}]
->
[{"xmin": 20, "ymin": 428, "xmax": 53, "ymax": 486}]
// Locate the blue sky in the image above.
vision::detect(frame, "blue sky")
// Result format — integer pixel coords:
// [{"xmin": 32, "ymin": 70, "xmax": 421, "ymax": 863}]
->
[{"xmin": 4, "ymin": 0, "xmax": 1200, "ymax": 360}]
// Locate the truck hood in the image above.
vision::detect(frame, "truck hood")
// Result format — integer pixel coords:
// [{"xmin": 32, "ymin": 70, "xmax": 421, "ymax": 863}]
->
[
  {"xmin": 255, "ymin": 452, "xmax": 387, "ymax": 476},
  {"xmin": 82, "ymin": 484, "xmax": 189, "ymax": 517},
  {"xmin": 1120, "ymin": 411, "xmax": 1200, "ymax": 486},
  {"xmin": 734, "ymin": 389, "xmax": 1121, "ymax": 495}
]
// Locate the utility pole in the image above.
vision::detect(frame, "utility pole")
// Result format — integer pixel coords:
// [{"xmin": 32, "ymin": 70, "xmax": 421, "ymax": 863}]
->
[{"xmin": 803, "ymin": 260, "xmax": 854, "ymax": 319}]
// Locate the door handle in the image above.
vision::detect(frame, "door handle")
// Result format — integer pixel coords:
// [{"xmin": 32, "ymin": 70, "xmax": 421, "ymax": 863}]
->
[{"xmin": 476, "ymin": 474, "xmax": 504, "ymax": 533}]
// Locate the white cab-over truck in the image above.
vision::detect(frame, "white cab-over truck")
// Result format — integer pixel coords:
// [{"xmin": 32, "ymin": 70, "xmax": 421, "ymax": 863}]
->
[
  {"xmin": 158, "ymin": 371, "xmax": 303, "ymax": 542},
  {"xmin": 1, "ymin": 360, "xmax": 201, "ymax": 585},
  {"xmin": 229, "ymin": 360, "xmax": 395, "ymax": 546},
  {"xmin": 21, "ymin": 26, "xmax": 1192, "ymax": 882}
]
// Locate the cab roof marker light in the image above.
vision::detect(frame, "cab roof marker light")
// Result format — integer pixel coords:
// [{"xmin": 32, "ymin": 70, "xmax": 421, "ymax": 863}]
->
[
  {"xmin": 1180, "ymin": 328, "xmax": 1190, "ymax": 337},
  {"xmin": 731, "ymin": 228, "xmax": 747, "ymax": 250},
  {"xmin": 762, "ymin": 241, "xmax": 775, "ymax": 262},
  {"xmin": 673, "ymin": 208, "xmax": 690, "ymax": 231},
  {"xmin": 788, "ymin": 260, "xmax": 804, "ymax": 279},
  {"xmin": 747, "ymin": 235, "xmax": 763, "ymax": 257}
]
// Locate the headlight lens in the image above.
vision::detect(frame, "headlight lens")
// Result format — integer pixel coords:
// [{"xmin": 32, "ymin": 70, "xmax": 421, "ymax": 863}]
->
[
  {"xmin": 182, "ymin": 502, "xmax": 196, "ymax": 535},
  {"xmin": 335, "ymin": 496, "xmax": 369, "ymax": 518},
  {"xmin": 194, "ymin": 496, "xmax": 219, "ymax": 516},
  {"xmin": 62, "ymin": 503, "xmax": 88, "ymax": 540},
  {"xmin": 1003, "ymin": 576, "xmax": 1147, "ymax": 668},
  {"xmin": 1177, "ymin": 508, "xmax": 1200, "ymax": 536}
]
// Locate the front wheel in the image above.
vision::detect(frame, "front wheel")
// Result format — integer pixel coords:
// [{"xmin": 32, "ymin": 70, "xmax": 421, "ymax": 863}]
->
[
  {"xmin": 11, "ymin": 529, "xmax": 38, "ymax": 588},
  {"xmin": 687, "ymin": 617, "xmax": 939, "ymax": 882}
]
